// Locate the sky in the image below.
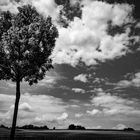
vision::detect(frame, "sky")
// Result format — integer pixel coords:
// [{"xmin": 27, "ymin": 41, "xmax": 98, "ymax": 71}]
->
[{"xmin": 0, "ymin": 0, "xmax": 140, "ymax": 130}]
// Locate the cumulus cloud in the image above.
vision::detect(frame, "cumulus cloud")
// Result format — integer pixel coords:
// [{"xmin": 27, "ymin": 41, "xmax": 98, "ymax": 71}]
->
[
  {"xmin": 92, "ymin": 77, "xmax": 107, "ymax": 85},
  {"xmin": 69, "ymin": 104, "xmax": 80, "ymax": 108},
  {"xmin": 75, "ymin": 113, "xmax": 83, "ymax": 118},
  {"xmin": 18, "ymin": 102, "xmax": 32, "ymax": 112},
  {"xmin": 38, "ymin": 75, "xmax": 57, "ymax": 87},
  {"xmin": 115, "ymin": 72, "xmax": 140, "ymax": 88},
  {"xmin": 52, "ymin": 1, "xmax": 137, "ymax": 67},
  {"xmin": 35, "ymin": 71, "xmax": 65, "ymax": 88},
  {"xmin": 0, "ymin": 0, "xmax": 61, "ymax": 20},
  {"xmin": 31, "ymin": 0, "xmax": 61, "ymax": 20},
  {"xmin": 91, "ymin": 88, "xmax": 104, "ymax": 93},
  {"xmin": 74, "ymin": 74, "xmax": 89, "ymax": 83},
  {"xmin": 90, "ymin": 91, "xmax": 140, "ymax": 116},
  {"xmin": 0, "ymin": 0, "xmax": 10, "ymax": 5},
  {"xmin": 87, "ymin": 109, "xmax": 101, "ymax": 116},
  {"xmin": 113, "ymin": 124, "xmax": 127, "ymax": 130},
  {"xmin": 0, "ymin": 93, "xmax": 67, "ymax": 126},
  {"xmin": 106, "ymin": 72, "xmax": 140, "ymax": 89},
  {"xmin": 6, "ymin": 82, "xmax": 16, "ymax": 88},
  {"xmin": 0, "ymin": 0, "xmax": 19, "ymax": 13},
  {"xmin": 57, "ymin": 112, "xmax": 68, "ymax": 120},
  {"xmin": 72, "ymin": 88, "xmax": 85, "ymax": 94}
]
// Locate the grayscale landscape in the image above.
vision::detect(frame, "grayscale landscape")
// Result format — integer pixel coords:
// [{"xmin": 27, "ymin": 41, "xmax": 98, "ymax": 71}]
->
[{"xmin": 0, "ymin": 0, "xmax": 140, "ymax": 140}]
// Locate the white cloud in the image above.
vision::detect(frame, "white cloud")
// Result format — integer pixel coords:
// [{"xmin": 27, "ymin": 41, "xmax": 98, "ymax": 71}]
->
[
  {"xmin": 31, "ymin": 0, "xmax": 61, "ymax": 20},
  {"xmin": 0, "ymin": 0, "xmax": 10, "ymax": 5},
  {"xmin": 87, "ymin": 109, "xmax": 101, "ymax": 116},
  {"xmin": 72, "ymin": 88, "xmax": 85, "ymax": 94},
  {"xmin": 52, "ymin": 1, "xmax": 136, "ymax": 67},
  {"xmin": 57, "ymin": 112, "xmax": 68, "ymax": 120},
  {"xmin": 18, "ymin": 102, "xmax": 32, "ymax": 112},
  {"xmin": 115, "ymin": 72, "xmax": 140, "ymax": 88},
  {"xmin": 93, "ymin": 78, "xmax": 107, "ymax": 84},
  {"xmin": 6, "ymin": 82, "xmax": 16, "ymax": 88},
  {"xmin": 74, "ymin": 74, "xmax": 89, "ymax": 83},
  {"xmin": 75, "ymin": 113, "xmax": 83, "ymax": 118},
  {"xmin": 0, "ymin": 93, "xmax": 67, "ymax": 126},
  {"xmin": 107, "ymin": 72, "xmax": 140, "ymax": 89},
  {"xmin": 38, "ymin": 75, "xmax": 57, "ymax": 87},
  {"xmin": 90, "ymin": 91, "xmax": 140, "ymax": 116},
  {"xmin": 0, "ymin": 0, "xmax": 19, "ymax": 13},
  {"xmin": 37, "ymin": 71, "xmax": 64, "ymax": 87},
  {"xmin": 113, "ymin": 124, "xmax": 127, "ymax": 130},
  {"xmin": 69, "ymin": 105, "xmax": 80, "ymax": 108},
  {"xmin": 0, "ymin": 0, "xmax": 61, "ymax": 20},
  {"xmin": 91, "ymin": 88, "xmax": 104, "ymax": 93}
]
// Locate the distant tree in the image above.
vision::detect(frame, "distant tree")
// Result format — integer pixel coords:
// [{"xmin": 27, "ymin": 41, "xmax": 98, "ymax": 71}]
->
[
  {"xmin": 42, "ymin": 125, "xmax": 49, "ymax": 130},
  {"xmin": 0, "ymin": 5, "xmax": 58, "ymax": 140},
  {"xmin": 68, "ymin": 124, "xmax": 86, "ymax": 130},
  {"xmin": 20, "ymin": 125, "xmax": 49, "ymax": 130},
  {"xmin": 68, "ymin": 124, "xmax": 76, "ymax": 130},
  {"xmin": 0, "ymin": 124, "xmax": 8, "ymax": 129},
  {"xmin": 76, "ymin": 125, "xmax": 86, "ymax": 130},
  {"xmin": 123, "ymin": 127, "xmax": 135, "ymax": 131}
]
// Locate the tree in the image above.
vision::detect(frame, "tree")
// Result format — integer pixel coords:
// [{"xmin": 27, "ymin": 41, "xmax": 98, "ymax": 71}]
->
[
  {"xmin": 123, "ymin": 127, "xmax": 135, "ymax": 131},
  {"xmin": 68, "ymin": 124, "xmax": 86, "ymax": 130},
  {"xmin": 0, "ymin": 5, "xmax": 58, "ymax": 140},
  {"xmin": 68, "ymin": 124, "xmax": 76, "ymax": 130}
]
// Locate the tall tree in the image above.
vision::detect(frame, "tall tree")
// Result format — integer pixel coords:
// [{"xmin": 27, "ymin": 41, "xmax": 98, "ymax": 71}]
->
[{"xmin": 0, "ymin": 5, "xmax": 58, "ymax": 140}]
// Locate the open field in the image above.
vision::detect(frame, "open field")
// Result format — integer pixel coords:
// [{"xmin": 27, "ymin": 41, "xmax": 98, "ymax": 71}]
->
[{"xmin": 0, "ymin": 128, "xmax": 140, "ymax": 140}]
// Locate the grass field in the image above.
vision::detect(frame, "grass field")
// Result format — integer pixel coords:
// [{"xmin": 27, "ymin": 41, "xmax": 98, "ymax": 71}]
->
[{"xmin": 0, "ymin": 128, "xmax": 140, "ymax": 140}]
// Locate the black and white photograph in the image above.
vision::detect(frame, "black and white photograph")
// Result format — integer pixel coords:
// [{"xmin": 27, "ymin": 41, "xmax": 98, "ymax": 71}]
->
[{"xmin": 0, "ymin": 0, "xmax": 140, "ymax": 140}]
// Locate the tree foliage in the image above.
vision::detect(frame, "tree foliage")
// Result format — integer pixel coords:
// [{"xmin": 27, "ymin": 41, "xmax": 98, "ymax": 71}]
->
[
  {"xmin": 68, "ymin": 124, "xmax": 86, "ymax": 130},
  {"xmin": 0, "ymin": 5, "xmax": 58, "ymax": 85}
]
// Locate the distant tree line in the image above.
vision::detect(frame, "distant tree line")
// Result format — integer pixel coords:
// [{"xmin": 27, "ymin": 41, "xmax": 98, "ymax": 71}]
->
[
  {"xmin": 17, "ymin": 125, "xmax": 49, "ymax": 130},
  {"xmin": 1, "ymin": 124, "xmax": 135, "ymax": 131},
  {"xmin": 0, "ymin": 124, "xmax": 9, "ymax": 129},
  {"xmin": 123, "ymin": 127, "xmax": 135, "ymax": 131},
  {"xmin": 0, "ymin": 124, "xmax": 86, "ymax": 130},
  {"xmin": 0, "ymin": 124, "xmax": 49, "ymax": 130}
]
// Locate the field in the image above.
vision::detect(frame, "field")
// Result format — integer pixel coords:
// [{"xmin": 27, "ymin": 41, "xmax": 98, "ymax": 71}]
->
[{"xmin": 0, "ymin": 128, "xmax": 140, "ymax": 140}]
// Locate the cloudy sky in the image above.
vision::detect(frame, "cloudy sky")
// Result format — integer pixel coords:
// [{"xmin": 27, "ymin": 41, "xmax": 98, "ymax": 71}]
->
[{"xmin": 0, "ymin": 0, "xmax": 140, "ymax": 130}]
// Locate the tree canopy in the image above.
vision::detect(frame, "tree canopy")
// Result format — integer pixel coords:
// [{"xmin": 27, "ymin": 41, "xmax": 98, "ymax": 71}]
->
[{"xmin": 0, "ymin": 5, "xmax": 58, "ymax": 85}]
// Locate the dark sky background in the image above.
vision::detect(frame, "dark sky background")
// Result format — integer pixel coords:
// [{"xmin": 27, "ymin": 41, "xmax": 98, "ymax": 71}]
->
[{"xmin": 0, "ymin": 0, "xmax": 140, "ymax": 130}]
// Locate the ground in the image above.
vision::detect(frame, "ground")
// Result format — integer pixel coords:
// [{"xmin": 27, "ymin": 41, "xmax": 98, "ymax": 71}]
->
[{"xmin": 0, "ymin": 128, "xmax": 140, "ymax": 140}]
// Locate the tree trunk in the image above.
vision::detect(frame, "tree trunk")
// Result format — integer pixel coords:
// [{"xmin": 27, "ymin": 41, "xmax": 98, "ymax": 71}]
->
[{"xmin": 10, "ymin": 81, "xmax": 20, "ymax": 140}]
